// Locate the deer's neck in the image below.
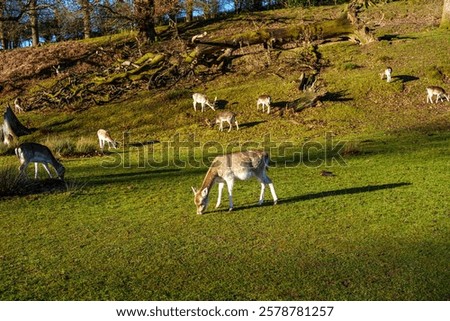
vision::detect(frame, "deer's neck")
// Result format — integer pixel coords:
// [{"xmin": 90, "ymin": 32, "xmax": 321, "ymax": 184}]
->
[{"xmin": 200, "ymin": 165, "xmax": 219, "ymax": 193}]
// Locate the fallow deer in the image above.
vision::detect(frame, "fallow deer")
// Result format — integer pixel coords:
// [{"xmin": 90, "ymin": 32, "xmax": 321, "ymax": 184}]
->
[
  {"xmin": 426, "ymin": 86, "xmax": 449, "ymax": 103},
  {"xmin": 14, "ymin": 98, "xmax": 24, "ymax": 113},
  {"xmin": 97, "ymin": 129, "xmax": 118, "ymax": 151},
  {"xmin": 257, "ymin": 95, "xmax": 271, "ymax": 114},
  {"xmin": 191, "ymin": 150, "xmax": 278, "ymax": 214},
  {"xmin": 381, "ymin": 67, "xmax": 392, "ymax": 83},
  {"xmin": 15, "ymin": 142, "xmax": 65, "ymax": 180},
  {"xmin": 192, "ymin": 93, "xmax": 217, "ymax": 112},
  {"xmin": 215, "ymin": 111, "xmax": 239, "ymax": 132}
]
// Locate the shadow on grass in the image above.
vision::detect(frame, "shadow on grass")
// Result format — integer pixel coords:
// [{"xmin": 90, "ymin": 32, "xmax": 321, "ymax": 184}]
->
[
  {"xmin": 227, "ymin": 182, "xmax": 412, "ymax": 212},
  {"xmin": 128, "ymin": 140, "xmax": 160, "ymax": 147},
  {"xmin": 321, "ymin": 90, "xmax": 353, "ymax": 102},
  {"xmin": 239, "ymin": 120, "xmax": 266, "ymax": 129},
  {"xmin": 378, "ymin": 34, "xmax": 417, "ymax": 41},
  {"xmin": 0, "ymin": 178, "xmax": 67, "ymax": 199},
  {"xmin": 78, "ymin": 168, "xmax": 183, "ymax": 186},
  {"xmin": 216, "ymin": 99, "xmax": 229, "ymax": 110},
  {"xmin": 392, "ymin": 75, "xmax": 419, "ymax": 83}
]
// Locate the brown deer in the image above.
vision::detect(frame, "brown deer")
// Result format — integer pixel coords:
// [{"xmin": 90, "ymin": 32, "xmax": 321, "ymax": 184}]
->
[
  {"xmin": 192, "ymin": 93, "xmax": 217, "ymax": 112},
  {"xmin": 426, "ymin": 86, "xmax": 449, "ymax": 103},
  {"xmin": 15, "ymin": 142, "xmax": 65, "ymax": 180},
  {"xmin": 97, "ymin": 129, "xmax": 118, "ymax": 151},
  {"xmin": 191, "ymin": 151, "xmax": 278, "ymax": 214}
]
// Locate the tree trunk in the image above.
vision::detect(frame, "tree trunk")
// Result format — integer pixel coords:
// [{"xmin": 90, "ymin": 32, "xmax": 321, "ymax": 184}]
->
[
  {"xmin": 2, "ymin": 106, "xmax": 33, "ymax": 146},
  {"xmin": 441, "ymin": 0, "xmax": 450, "ymax": 29},
  {"xmin": 185, "ymin": 0, "xmax": 193, "ymax": 22},
  {"xmin": 0, "ymin": 20, "xmax": 6, "ymax": 50},
  {"xmin": 193, "ymin": 14, "xmax": 355, "ymax": 49},
  {"xmin": 0, "ymin": 1, "xmax": 6, "ymax": 49},
  {"xmin": 80, "ymin": 0, "xmax": 92, "ymax": 39},
  {"xmin": 30, "ymin": 0, "xmax": 39, "ymax": 47},
  {"xmin": 134, "ymin": 0, "xmax": 156, "ymax": 43}
]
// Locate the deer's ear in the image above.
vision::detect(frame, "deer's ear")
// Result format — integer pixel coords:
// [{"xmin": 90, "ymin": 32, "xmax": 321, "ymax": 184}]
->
[
  {"xmin": 191, "ymin": 186, "xmax": 197, "ymax": 194},
  {"xmin": 201, "ymin": 188, "xmax": 208, "ymax": 197}
]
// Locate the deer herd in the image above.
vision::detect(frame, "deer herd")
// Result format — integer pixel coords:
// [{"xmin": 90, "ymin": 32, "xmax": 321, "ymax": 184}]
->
[{"xmin": 3, "ymin": 68, "xmax": 449, "ymax": 214}]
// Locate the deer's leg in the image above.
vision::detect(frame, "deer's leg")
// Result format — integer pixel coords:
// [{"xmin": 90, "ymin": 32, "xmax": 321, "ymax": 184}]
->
[
  {"xmin": 216, "ymin": 182, "xmax": 224, "ymax": 208},
  {"xmin": 226, "ymin": 180, "xmax": 234, "ymax": 211},
  {"xmin": 261, "ymin": 175, "xmax": 278, "ymax": 205},
  {"xmin": 235, "ymin": 120, "xmax": 239, "ymax": 131},
  {"xmin": 193, "ymin": 101, "xmax": 197, "ymax": 111},
  {"xmin": 227, "ymin": 121, "xmax": 232, "ymax": 132},
  {"xmin": 34, "ymin": 163, "xmax": 39, "ymax": 179},
  {"xmin": 268, "ymin": 183, "xmax": 278, "ymax": 205},
  {"xmin": 258, "ymin": 182, "xmax": 265, "ymax": 205},
  {"xmin": 42, "ymin": 163, "xmax": 53, "ymax": 178},
  {"xmin": 267, "ymin": 104, "xmax": 270, "ymax": 114}
]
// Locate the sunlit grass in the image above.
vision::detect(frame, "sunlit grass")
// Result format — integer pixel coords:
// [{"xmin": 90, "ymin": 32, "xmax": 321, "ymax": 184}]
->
[
  {"xmin": 0, "ymin": 0, "xmax": 449, "ymax": 301},
  {"xmin": 0, "ymin": 132, "xmax": 448, "ymax": 300}
]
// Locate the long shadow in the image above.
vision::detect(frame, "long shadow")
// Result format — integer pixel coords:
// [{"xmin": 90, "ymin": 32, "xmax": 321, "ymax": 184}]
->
[
  {"xmin": 393, "ymin": 75, "xmax": 419, "ymax": 83},
  {"xmin": 227, "ymin": 182, "xmax": 411, "ymax": 211},
  {"xmin": 239, "ymin": 120, "xmax": 266, "ymax": 129},
  {"xmin": 77, "ymin": 168, "xmax": 182, "ymax": 186},
  {"xmin": 272, "ymin": 101, "xmax": 289, "ymax": 108},
  {"xmin": 128, "ymin": 140, "xmax": 160, "ymax": 147},
  {"xmin": 378, "ymin": 34, "xmax": 417, "ymax": 41},
  {"xmin": 216, "ymin": 99, "xmax": 229, "ymax": 110},
  {"xmin": 321, "ymin": 91, "xmax": 353, "ymax": 102}
]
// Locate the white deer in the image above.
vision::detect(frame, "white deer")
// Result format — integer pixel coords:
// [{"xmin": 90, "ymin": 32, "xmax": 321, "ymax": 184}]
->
[
  {"xmin": 215, "ymin": 111, "xmax": 239, "ymax": 132},
  {"xmin": 14, "ymin": 98, "xmax": 24, "ymax": 113},
  {"xmin": 426, "ymin": 86, "xmax": 449, "ymax": 103},
  {"xmin": 381, "ymin": 67, "xmax": 392, "ymax": 82},
  {"xmin": 191, "ymin": 150, "xmax": 278, "ymax": 214},
  {"xmin": 97, "ymin": 129, "xmax": 118, "ymax": 151},
  {"xmin": 192, "ymin": 93, "xmax": 217, "ymax": 112},
  {"xmin": 15, "ymin": 142, "xmax": 65, "ymax": 180},
  {"xmin": 257, "ymin": 95, "xmax": 271, "ymax": 114}
]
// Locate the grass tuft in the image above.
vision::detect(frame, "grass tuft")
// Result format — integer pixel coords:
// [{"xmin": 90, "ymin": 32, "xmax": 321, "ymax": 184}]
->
[{"xmin": 0, "ymin": 165, "xmax": 30, "ymax": 197}]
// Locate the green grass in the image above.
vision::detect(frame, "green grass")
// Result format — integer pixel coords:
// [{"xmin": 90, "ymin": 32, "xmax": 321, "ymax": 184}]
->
[
  {"xmin": 0, "ymin": 0, "xmax": 449, "ymax": 300},
  {"xmin": 0, "ymin": 133, "xmax": 448, "ymax": 300}
]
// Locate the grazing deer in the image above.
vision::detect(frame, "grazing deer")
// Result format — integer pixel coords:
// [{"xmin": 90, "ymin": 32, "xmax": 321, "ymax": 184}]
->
[
  {"xmin": 257, "ymin": 95, "xmax": 271, "ymax": 114},
  {"xmin": 381, "ymin": 67, "xmax": 392, "ymax": 82},
  {"xmin": 426, "ymin": 86, "xmax": 449, "ymax": 103},
  {"xmin": 14, "ymin": 98, "xmax": 24, "ymax": 113},
  {"xmin": 192, "ymin": 93, "xmax": 217, "ymax": 112},
  {"xmin": 215, "ymin": 111, "xmax": 239, "ymax": 132},
  {"xmin": 191, "ymin": 150, "xmax": 278, "ymax": 214},
  {"xmin": 15, "ymin": 142, "xmax": 65, "ymax": 180},
  {"xmin": 97, "ymin": 129, "xmax": 118, "ymax": 151}
]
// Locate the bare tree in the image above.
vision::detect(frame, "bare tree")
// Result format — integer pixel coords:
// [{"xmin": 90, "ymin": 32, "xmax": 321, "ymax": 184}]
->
[
  {"xmin": 0, "ymin": 1, "xmax": 5, "ymax": 49},
  {"xmin": 79, "ymin": 0, "xmax": 91, "ymax": 38},
  {"xmin": 30, "ymin": 0, "xmax": 39, "ymax": 46},
  {"xmin": 1, "ymin": 106, "xmax": 33, "ymax": 146},
  {"xmin": 185, "ymin": 0, "xmax": 193, "ymax": 22},
  {"xmin": 134, "ymin": 0, "xmax": 156, "ymax": 42}
]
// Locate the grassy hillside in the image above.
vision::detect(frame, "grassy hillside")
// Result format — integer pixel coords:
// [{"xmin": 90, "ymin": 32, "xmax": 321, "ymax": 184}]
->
[{"xmin": 0, "ymin": 0, "xmax": 449, "ymax": 300}]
